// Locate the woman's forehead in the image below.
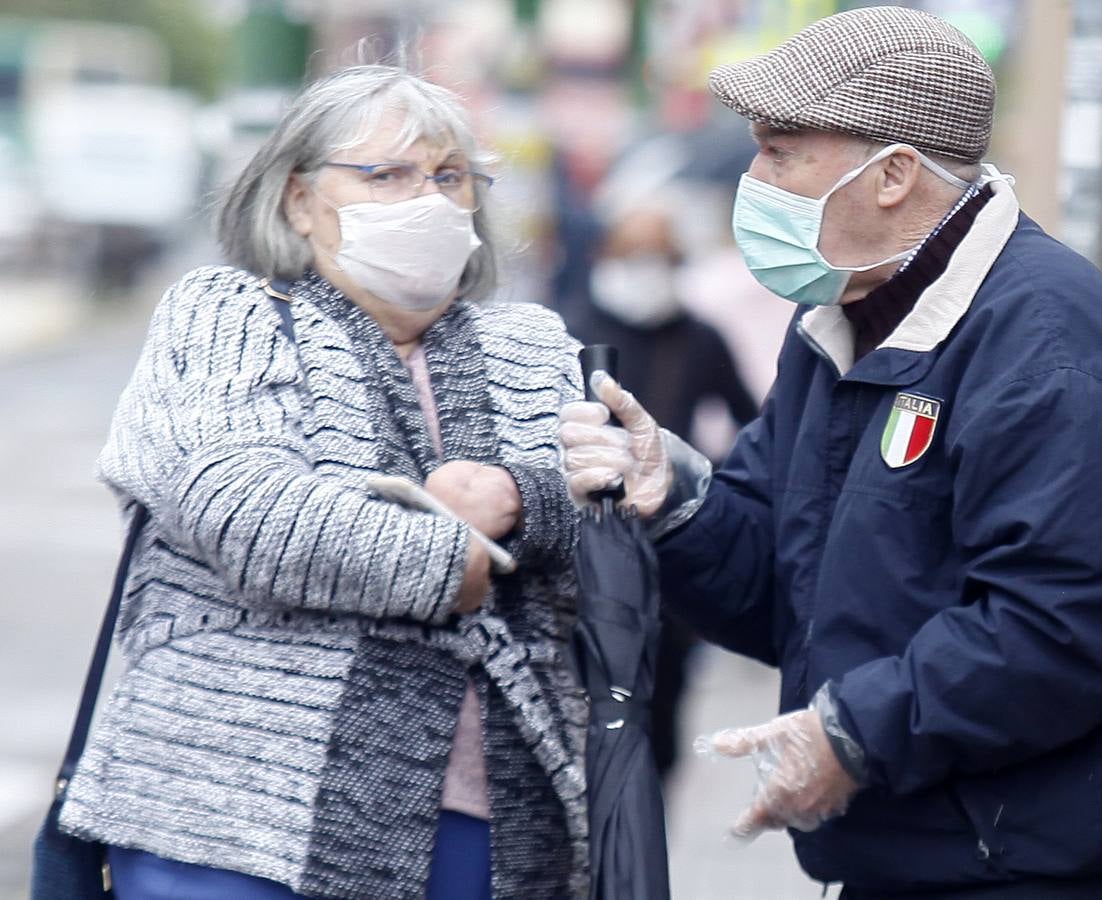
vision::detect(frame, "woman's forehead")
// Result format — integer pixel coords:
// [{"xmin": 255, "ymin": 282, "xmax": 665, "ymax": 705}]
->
[
  {"xmin": 333, "ymin": 136, "xmax": 463, "ymax": 166},
  {"xmin": 335, "ymin": 105, "xmax": 463, "ymax": 163}
]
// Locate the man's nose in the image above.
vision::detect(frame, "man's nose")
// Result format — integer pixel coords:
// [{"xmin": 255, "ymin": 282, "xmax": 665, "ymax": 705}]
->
[{"xmin": 746, "ymin": 154, "xmax": 770, "ymax": 181}]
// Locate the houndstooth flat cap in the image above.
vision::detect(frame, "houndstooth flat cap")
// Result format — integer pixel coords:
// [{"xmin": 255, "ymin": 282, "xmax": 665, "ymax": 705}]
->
[{"xmin": 708, "ymin": 6, "xmax": 995, "ymax": 162}]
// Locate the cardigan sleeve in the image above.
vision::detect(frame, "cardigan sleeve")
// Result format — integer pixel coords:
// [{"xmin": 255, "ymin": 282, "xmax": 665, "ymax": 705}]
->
[
  {"xmin": 483, "ymin": 303, "xmax": 583, "ymax": 570},
  {"xmin": 98, "ymin": 267, "xmax": 469, "ymax": 624}
]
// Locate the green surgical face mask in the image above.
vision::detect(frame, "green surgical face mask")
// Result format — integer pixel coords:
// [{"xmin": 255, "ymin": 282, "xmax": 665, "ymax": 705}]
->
[{"xmin": 732, "ymin": 143, "xmax": 973, "ymax": 306}]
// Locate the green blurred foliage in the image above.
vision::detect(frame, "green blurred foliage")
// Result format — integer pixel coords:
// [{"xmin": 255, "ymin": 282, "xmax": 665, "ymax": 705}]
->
[
  {"xmin": 228, "ymin": 8, "xmax": 309, "ymax": 89},
  {"xmin": 2, "ymin": 0, "xmax": 227, "ymax": 97}
]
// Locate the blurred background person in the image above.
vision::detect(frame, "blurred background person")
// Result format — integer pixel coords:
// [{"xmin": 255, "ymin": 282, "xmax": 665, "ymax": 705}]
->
[{"xmin": 568, "ymin": 187, "xmax": 759, "ymax": 456}]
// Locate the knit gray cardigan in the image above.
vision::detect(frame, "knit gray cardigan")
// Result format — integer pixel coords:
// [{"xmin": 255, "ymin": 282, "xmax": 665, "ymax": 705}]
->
[{"xmin": 58, "ymin": 266, "xmax": 589, "ymax": 898}]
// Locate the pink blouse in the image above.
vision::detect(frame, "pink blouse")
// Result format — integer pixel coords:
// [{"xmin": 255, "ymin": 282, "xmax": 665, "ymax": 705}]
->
[{"xmin": 402, "ymin": 344, "xmax": 489, "ymax": 821}]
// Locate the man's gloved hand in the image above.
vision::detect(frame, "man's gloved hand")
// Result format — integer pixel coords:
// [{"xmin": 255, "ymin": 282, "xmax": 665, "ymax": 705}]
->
[
  {"xmin": 698, "ymin": 708, "xmax": 861, "ymax": 840},
  {"xmin": 558, "ymin": 371, "xmax": 672, "ymax": 516}
]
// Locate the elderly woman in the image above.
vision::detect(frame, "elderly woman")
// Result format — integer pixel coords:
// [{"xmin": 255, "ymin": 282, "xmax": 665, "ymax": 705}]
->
[{"xmin": 57, "ymin": 65, "xmax": 587, "ymax": 899}]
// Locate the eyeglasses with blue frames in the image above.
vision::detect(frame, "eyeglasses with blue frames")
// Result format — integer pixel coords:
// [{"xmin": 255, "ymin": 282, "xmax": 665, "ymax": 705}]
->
[{"xmin": 322, "ymin": 161, "xmax": 494, "ymax": 211}]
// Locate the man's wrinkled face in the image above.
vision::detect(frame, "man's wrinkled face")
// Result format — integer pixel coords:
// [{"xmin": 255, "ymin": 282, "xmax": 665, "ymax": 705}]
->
[
  {"xmin": 746, "ymin": 124, "xmax": 882, "ymax": 269},
  {"xmin": 747, "ymin": 125, "xmax": 863, "ymax": 197}
]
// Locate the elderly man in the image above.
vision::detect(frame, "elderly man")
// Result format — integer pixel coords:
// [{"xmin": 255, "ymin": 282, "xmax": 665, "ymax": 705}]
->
[{"xmin": 559, "ymin": 7, "xmax": 1102, "ymax": 899}]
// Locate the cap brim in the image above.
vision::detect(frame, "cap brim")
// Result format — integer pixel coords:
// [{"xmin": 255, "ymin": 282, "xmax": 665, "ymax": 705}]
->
[{"xmin": 708, "ymin": 56, "xmax": 804, "ymax": 129}]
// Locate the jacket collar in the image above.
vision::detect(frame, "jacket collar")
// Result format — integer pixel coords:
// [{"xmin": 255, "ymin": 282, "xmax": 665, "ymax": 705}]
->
[
  {"xmin": 292, "ymin": 271, "xmax": 501, "ymax": 478},
  {"xmin": 797, "ymin": 178, "xmax": 1020, "ymax": 383}
]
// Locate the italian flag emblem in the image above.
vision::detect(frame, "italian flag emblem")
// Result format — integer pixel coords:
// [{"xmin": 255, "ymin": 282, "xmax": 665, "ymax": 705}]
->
[{"xmin": 881, "ymin": 393, "xmax": 942, "ymax": 468}]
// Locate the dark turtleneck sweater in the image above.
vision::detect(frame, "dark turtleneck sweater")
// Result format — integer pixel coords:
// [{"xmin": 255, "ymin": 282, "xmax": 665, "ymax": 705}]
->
[{"xmin": 843, "ymin": 184, "xmax": 994, "ymax": 362}]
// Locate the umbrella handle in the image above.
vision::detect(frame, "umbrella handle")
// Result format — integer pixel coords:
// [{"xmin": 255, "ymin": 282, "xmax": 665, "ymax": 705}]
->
[
  {"xmin": 579, "ymin": 345, "xmax": 626, "ymax": 504},
  {"xmin": 579, "ymin": 345, "xmax": 618, "ymax": 409}
]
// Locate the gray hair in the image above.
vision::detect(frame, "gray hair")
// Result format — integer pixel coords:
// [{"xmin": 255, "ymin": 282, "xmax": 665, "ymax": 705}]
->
[{"xmin": 217, "ymin": 65, "xmax": 498, "ymax": 299}]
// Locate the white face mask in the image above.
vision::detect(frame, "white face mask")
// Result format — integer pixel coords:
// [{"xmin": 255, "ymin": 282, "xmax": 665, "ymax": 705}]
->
[
  {"xmin": 590, "ymin": 256, "xmax": 682, "ymax": 327},
  {"xmin": 322, "ymin": 192, "xmax": 482, "ymax": 311}
]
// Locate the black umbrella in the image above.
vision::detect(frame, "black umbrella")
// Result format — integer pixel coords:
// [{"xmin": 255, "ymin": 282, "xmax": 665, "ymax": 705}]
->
[{"xmin": 573, "ymin": 345, "xmax": 670, "ymax": 900}]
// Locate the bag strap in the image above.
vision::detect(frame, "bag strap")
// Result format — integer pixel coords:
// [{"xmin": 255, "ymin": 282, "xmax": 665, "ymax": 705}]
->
[
  {"xmin": 263, "ymin": 277, "xmax": 297, "ymax": 343},
  {"xmin": 55, "ymin": 503, "xmax": 148, "ymax": 793},
  {"xmin": 55, "ymin": 279, "xmax": 300, "ymax": 794}
]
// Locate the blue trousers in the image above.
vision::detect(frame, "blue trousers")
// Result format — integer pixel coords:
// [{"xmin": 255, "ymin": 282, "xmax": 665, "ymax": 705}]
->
[
  {"xmin": 108, "ymin": 809, "xmax": 492, "ymax": 899},
  {"xmin": 425, "ymin": 809, "xmax": 493, "ymax": 900}
]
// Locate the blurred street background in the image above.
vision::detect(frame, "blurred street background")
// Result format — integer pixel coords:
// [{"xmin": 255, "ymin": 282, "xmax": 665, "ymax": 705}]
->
[{"xmin": 0, "ymin": 0, "xmax": 1097, "ymax": 897}]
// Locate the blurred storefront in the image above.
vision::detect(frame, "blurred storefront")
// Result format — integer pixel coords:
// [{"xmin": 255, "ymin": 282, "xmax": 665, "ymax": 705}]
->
[
  {"xmin": 1059, "ymin": 0, "xmax": 1102, "ymax": 263},
  {"xmin": 0, "ymin": 14, "xmax": 203, "ymax": 289}
]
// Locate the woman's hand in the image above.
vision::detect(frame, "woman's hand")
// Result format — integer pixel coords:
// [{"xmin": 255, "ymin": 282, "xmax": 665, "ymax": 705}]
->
[
  {"xmin": 454, "ymin": 534, "xmax": 490, "ymax": 614},
  {"xmin": 425, "ymin": 460, "xmax": 522, "ymax": 540}
]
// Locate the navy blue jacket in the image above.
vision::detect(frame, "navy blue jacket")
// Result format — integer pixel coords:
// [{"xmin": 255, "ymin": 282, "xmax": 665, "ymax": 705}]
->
[{"xmin": 657, "ymin": 184, "xmax": 1102, "ymax": 892}]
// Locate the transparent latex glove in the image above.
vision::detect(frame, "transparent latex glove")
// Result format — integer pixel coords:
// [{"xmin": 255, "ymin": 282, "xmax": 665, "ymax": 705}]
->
[
  {"xmin": 695, "ymin": 708, "xmax": 860, "ymax": 841},
  {"xmin": 558, "ymin": 371, "xmax": 672, "ymax": 516}
]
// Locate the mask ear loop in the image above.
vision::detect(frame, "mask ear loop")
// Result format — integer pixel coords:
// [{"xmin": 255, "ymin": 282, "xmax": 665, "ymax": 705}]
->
[
  {"xmin": 913, "ymin": 151, "xmax": 972, "ymax": 191},
  {"xmin": 812, "ymin": 144, "xmax": 946, "ymax": 276},
  {"xmin": 816, "ymin": 143, "xmax": 908, "ymax": 205},
  {"xmin": 821, "ymin": 142, "xmax": 973, "ymax": 205},
  {"xmin": 304, "ymin": 186, "xmax": 349, "ymax": 272},
  {"xmin": 312, "ymin": 185, "xmax": 342, "ymax": 213},
  {"xmin": 977, "ymin": 163, "xmax": 1016, "ymax": 188}
]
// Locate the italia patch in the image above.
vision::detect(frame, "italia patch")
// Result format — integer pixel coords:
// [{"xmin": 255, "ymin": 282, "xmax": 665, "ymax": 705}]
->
[{"xmin": 880, "ymin": 393, "xmax": 941, "ymax": 468}]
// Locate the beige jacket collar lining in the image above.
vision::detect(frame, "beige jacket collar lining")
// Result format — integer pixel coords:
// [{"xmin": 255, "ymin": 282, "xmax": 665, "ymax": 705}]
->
[{"xmin": 798, "ymin": 180, "xmax": 1021, "ymax": 376}]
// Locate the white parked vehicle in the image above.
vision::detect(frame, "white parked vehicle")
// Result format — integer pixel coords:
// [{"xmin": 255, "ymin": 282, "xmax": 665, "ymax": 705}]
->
[{"xmin": 6, "ymin": 19, "xmax": 202, "ymax": 286}]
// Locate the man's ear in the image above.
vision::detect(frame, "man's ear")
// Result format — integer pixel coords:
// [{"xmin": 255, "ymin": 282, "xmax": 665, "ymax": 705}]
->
[
  {"xmin": 284, "ymin": 173, "xmax": 313, "ymax": 237},
  {"xmin": 876, "ymin": 149, "xmax": 921, "ymax": 209}
]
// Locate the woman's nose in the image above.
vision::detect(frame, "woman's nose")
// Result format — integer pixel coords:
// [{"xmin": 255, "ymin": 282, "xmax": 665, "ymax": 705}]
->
[{"xmin": 419, "ymin": 173, "xmax": 443, "ymax": 196}]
